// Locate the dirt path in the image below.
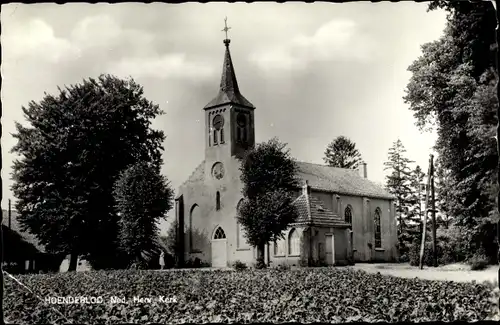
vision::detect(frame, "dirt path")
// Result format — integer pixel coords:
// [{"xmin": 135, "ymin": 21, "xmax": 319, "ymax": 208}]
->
[{"xmin": 351, "ymin": 263, "xmax": 498, "ymax": 285}]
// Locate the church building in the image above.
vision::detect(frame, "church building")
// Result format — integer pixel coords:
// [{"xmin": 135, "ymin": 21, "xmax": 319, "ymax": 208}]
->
[{"xmin": 175, "ymin": 33, "xmax": 398, "ymax": 268}]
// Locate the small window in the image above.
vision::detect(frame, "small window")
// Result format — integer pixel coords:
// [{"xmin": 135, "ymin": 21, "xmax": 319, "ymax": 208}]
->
[
  {"xmin": 345, "ymin": 206, "xmax": 353, "ymax": 228},
  {"xmin": 220, "ymin": 128, "xmax": 225, "ymax": 143},
  {"xmin": 374, "ymin": 208, "xmax": 382, "ymax": 248},
  {"xmin": 214, "ymin": 227, "xmax": 226, "ymax": 239},
  {"xmin": 288, "ymin": 229, "xmax": 300, "ymax": 255},
  {"xmin": 213, "ymin": 130, "xmax": 218, "ymax": 145},
  {"xmin": 216, "ymin": 191, "xmax": 221, "ymax": 211}
]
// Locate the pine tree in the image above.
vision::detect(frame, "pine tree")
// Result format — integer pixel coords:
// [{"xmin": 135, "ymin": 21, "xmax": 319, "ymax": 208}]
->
[
  {"xmin": 407, "ymin": 165, "xmax": 426, "ymax": 231},
  {"xmin": 323, "ymin": 136, "xmax": 363, "ymax": 169},
  {"xmin": 384, "ymin": 139, "xmax": 415, "ymax": 235}
]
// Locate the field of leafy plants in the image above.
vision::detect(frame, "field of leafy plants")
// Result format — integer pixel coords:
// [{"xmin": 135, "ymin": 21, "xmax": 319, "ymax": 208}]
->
[{"xmin": 4, "ymin": 267, "xmax": 499, "ymax": 323}]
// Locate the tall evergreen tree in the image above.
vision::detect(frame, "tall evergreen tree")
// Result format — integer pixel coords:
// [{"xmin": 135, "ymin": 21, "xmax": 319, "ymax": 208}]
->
[
  {"xmin": 323, "ymin": 136, "xmax": 363, "ymax": 169},
  {"xmin": 384, "ymin": 139, "xmax": 415, "ymax": 234},
  {"xmin": 407, "ymin": 165, "xmax": 427, "ymax": 230},
  {"xmin": 11, "ymin": 75, "xmax": 165, "ymax": 271}
]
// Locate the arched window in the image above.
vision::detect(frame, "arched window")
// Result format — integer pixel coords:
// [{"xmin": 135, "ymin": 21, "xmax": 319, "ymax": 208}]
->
[
  {"xmin": 213, "ymin": 130, "xmax": 218, "ymax": 145},
  {"xmin": 236, "ymin": 113, "xmax": 247, "ymax": 144},
  {"xmin": 274, "ymin": 235, "xmax": 286, "ymax": 256},
  {"xmin": 190, "ymin": 204, "xmax": 200, "ymax": 252},
  {"xmin": 213, "ymin": 226, "xmax": 226, "ymax": 240},
  {"xmin": 216, "ymin": 191, "xmax": 221, "ymax": 211},
  {"xmin": 213, "ymin": 114, "xmax": 224, "ymax": 146},
  {"xmin": 288, "ymin": 229, "xmax": 300, "ymax": 255},
  {"xmin": 344, "ymin": 205, "xmax": 353, "ymax": 228},
  {"xmin": 374, "ymin": 208, "xmax": 382, "ymax": 248}
]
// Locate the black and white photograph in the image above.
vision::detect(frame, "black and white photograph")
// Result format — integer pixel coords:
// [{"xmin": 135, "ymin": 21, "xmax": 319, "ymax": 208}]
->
[{"xmin": 1, "ymin": 1, "xmax": 499, "ymax": 323}]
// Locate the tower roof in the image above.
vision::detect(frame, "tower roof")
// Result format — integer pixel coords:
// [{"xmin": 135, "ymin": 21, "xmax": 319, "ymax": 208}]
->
[{"xmin": 204, "ymin": 37, "xmax": 255, "ymax": 110}]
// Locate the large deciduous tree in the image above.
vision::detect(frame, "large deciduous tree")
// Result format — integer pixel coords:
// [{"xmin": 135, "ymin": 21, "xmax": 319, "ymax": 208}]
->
[
  {"xmin": 238, "ymin": 138, "xmax": 300, "ymax": 268},
  {"xmin": 404, "ymin": 1, "xmax": 498, "ymax": 261},
  {"xmin": 11, "ymin": 74, "xmax": 165, "ymax": 271},
  {"xmin": 323, "ymin": 136, "xmax": 363, "ymax": 169},
  {"xmin": 113, "ymin": 161, "xmax": 173, "ymax": 268}
]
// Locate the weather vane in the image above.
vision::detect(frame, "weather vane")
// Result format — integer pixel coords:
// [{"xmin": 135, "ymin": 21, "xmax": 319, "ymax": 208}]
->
[{"xmin": 222, "ymin": 17, "xmax": 231, "ymax": 40}]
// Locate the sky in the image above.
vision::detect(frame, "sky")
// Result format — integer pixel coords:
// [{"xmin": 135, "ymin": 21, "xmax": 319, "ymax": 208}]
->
[{"xmin": 1, "ymin": 3, "xmax": 447, "ymax": 235}]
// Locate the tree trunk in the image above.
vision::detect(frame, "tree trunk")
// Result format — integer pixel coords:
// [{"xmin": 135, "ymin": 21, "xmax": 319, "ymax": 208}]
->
[
  {"xmin": 68, "ymin": 252, "xmax": 78, "ymax": 272},
  {"xmin": 256, "ymin": 243, "xmax": 266, "ymax": 268}
]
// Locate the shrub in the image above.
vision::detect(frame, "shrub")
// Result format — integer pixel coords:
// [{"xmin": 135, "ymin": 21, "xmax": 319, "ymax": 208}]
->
[
  {"xmin": 274, "ymin": 263, "xmax": 291, "ymax": 271},
  {"xmin": 232, "ymin": 260, "xmax": 247, "ymax": 271},
  {"xmin": 468, "ymin": 253, "xmax": 490, "ymax": 271},
  {"xmin": 409, "ymin": 242, "xmax": 442, "ymax": 267},
  {"xmin": 254, "ymin": 259, "xmax": 267, "ymax": 269},
  {"xmin": 184, "ymin": 257, "xmax": 207, "ymax": 268}
]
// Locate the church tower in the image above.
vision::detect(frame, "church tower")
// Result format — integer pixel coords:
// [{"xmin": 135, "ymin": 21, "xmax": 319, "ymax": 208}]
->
[{"xmin": 203, "ymin": 20, "xmax": 256, "ymax": 173}]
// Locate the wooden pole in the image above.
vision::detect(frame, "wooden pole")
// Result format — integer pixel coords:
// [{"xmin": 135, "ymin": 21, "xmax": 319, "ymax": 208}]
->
[
  {"xmin": 419, "ymin": 158, "xmax": 432, "ymax": 269},
  {"xmin": 490, "ymin": 0, "xmax": 500, "ymax": 294},
  {"xmin": 7, "ymin": 200, "xmax": 10, "ymax": 229},
  {"xmin": 430, "ymin": 155, "xmax": 438, "ymax": 267}
]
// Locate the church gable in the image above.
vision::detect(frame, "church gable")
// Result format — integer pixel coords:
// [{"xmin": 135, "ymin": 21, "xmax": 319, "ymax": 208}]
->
[{"xmin": 177, "ymin": 160, "xmax": 206, "ymax": 196}]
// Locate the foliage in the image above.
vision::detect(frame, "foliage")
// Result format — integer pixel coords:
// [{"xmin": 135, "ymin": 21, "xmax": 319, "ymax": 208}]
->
[
  {"xmin": 113, "ymin": 161, "xmax": 173, "ymax": 267},
  {"xmin": 384, "ymin": 140, "xmax": 415, "ymax": 231},
  {"xmin": 237, "ymin": 192, "xmax": 298, "ymax": 248},
  {"xmin": 409, "ymin": 242, "xmax": 441, "ymax": 267},
  {"xmin": 436, "ymin": 226, "xmax": 468, "ymax": 264},
  {"xmin": 469, "ymin": 253, "xmax": 490, "ymax": 271},
  {"xmin": 162, "ymin": 221, "xmax": 179, "ymax": 256},
  {"xmin": 232, "ymin": 260, "xmax": 247, "ymax": 271},
  {"xmin": 434, "ymin": 159, "xmax": 453, "ymax": 229},
  {"xmin": 4, "ymin": 268, "xmax": 499, "ymax": 323},
  {"xmin": 184, "ymin": 258, "xmax": 208, "ymax": 268},
  {"xmin": 323, "ymin": 136, "xmax": 363, "ymax": 169},
  {"xmin": 11, "ymin": 74, "xmax": 165, "ymax": 271},
  {"xmin": 409, "ymin": 225, "xmax": 473, "ymax": 266},
  {"xmin": 273, "ymin": 264, "xmax": 291, "ymax": 271},
  {"xmin": 407, "ymin": 165, "xmax": 426, "ymax": 227},
  {"xmin": 239, "ymin": 138, "xmax": 300, "ymax": 267},
  {"xmin": 240, "ymin": 137, "xmax": 299, "ymax": 199},
  {"xmin": 405, "ymin": 1, "xmax": 499, "ymax": 262}
]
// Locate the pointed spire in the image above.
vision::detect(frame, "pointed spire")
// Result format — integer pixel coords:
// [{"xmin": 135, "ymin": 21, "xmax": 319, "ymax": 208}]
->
[
  {"xmin": 204, "ymin": 18, "xmax": 255, "ymax": 110},
  {"xmin": 219, "ymin": 38, "xmax": 240, "ymax": 94}
]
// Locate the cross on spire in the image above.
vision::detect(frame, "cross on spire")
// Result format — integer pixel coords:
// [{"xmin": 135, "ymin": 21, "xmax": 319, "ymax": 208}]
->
[{"xmin": 221, "ymin": 17, "xmax": 231, "ymax": 41}]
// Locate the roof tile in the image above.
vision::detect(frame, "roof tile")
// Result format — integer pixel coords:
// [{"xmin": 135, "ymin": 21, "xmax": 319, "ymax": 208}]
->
[{"xmin": 295, "ymin": 161, "xmax": 394, "ymax": 200}]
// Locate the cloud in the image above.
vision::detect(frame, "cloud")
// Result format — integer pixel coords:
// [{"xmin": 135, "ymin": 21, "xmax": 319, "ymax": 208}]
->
[
  {"xmin": 107, "ymin": 53, "xmax": 216, "ymax": 81},
  {"xmin": 249, "ymin": 19, "xmax": 379, "ymax": 71},
  {"xmin": 2, "ymin": 19, "xmax": 80, "ymax": 63},
  {"xmin": 71, "ymin": 15, "xmax": 122, "ymax": 48},
  {"xmin": 70, "ymin": 15, "xmax": 156, "ymax": 58}
]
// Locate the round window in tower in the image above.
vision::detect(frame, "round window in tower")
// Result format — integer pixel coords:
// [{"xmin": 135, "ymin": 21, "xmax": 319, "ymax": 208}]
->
[{"xmin": 213, "ymin": 114, "xmax": 224, "ymax": 130}]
